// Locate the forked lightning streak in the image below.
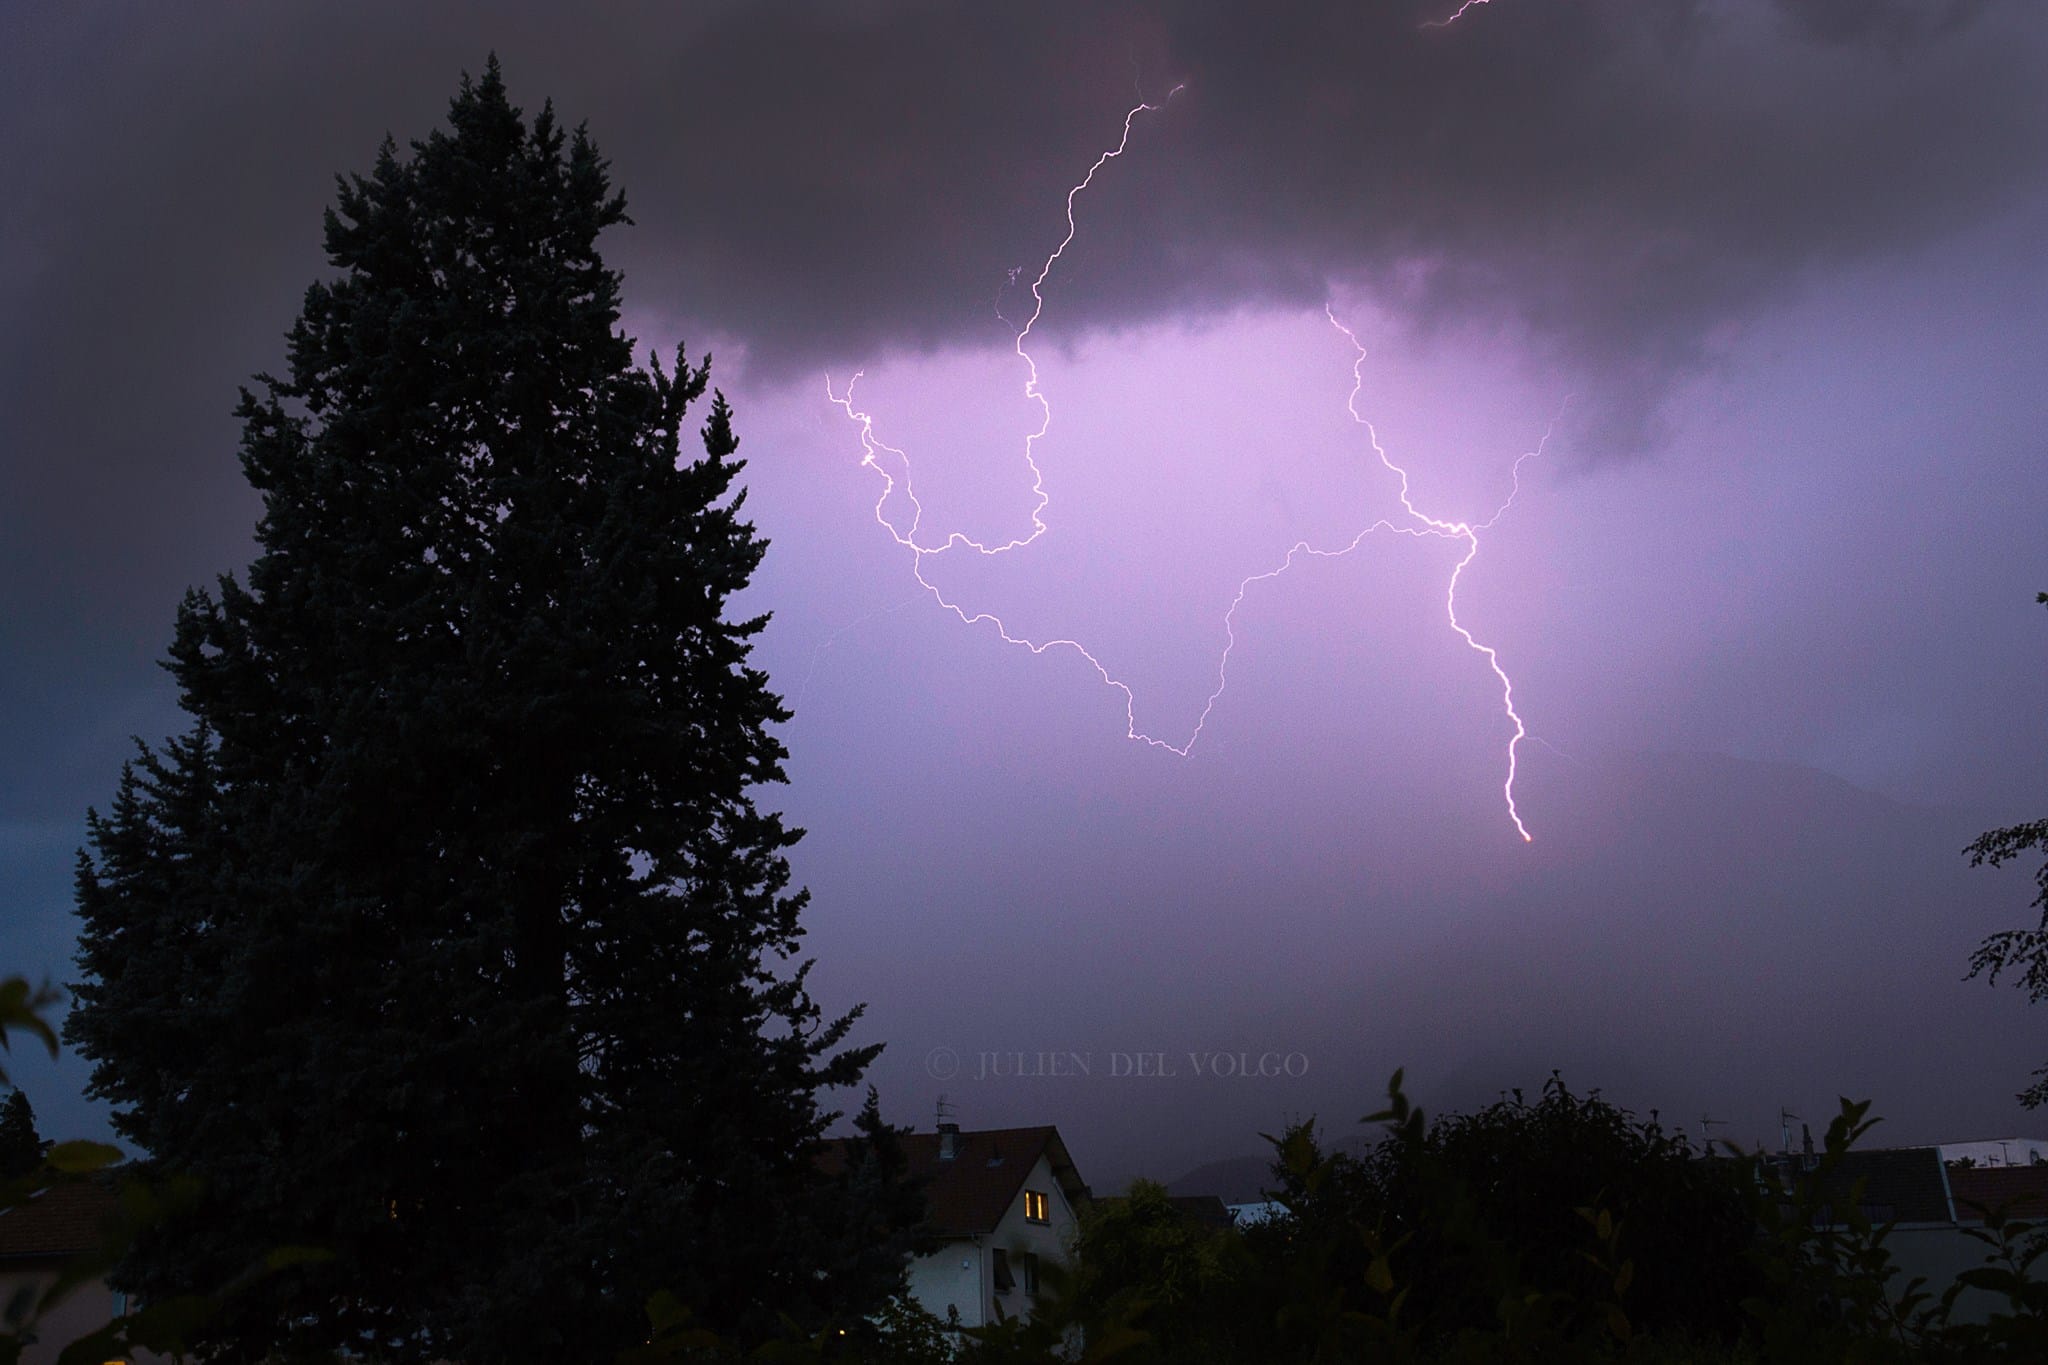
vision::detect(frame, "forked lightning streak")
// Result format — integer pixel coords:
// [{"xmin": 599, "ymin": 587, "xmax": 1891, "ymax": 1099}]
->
[{"xmin": 826, "ymin": 91, "xmax": 1550, "ymax": 840}]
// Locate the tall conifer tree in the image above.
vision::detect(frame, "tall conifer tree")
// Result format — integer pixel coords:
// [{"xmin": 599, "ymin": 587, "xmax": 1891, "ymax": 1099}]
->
[{"xmin": 68, "ymin": 60, "xmax": 911, "ymax": 1362}]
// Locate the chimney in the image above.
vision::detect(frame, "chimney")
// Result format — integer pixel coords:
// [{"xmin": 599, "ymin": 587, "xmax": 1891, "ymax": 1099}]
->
[{"xmin": 938, "ymin": 1121, "xmax": 960, "ymax": 1161}]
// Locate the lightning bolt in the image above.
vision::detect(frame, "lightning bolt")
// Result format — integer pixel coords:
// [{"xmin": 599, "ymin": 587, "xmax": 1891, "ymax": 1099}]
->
[
  {"xmin": 1323, "ymin": 308, "xmax": 1551, "ymax": 842},
  {"xmin": 1422, "ymin": 0, "xmax": 1500, "ymax": 27},
  {"xmin": 825, "ymin": 90, "xmax": 1554, "ymax": 840}
]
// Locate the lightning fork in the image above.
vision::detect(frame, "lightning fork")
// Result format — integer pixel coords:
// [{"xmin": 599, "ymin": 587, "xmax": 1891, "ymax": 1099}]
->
[{"xmin": 826, "ymin": 91, "xmax": 1555, "ymax": 839}]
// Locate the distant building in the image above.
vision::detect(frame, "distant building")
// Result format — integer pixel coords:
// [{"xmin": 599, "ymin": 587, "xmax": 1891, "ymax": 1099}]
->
[
  {"xmin": 0, "ymin": 1178, "xmax": 162, "ymax": 1365},
  {"xmin": 1761, "ymin": 1146, "xmax": 1956, "ymax": 1227},
  {"xmin": 1933, "ymin": 1137, "xmax": 2048, "ymax": 1168}
]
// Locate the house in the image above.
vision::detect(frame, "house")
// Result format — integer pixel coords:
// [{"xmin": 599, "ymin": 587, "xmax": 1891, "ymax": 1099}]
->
[
  {"xmin": 1761, "ymin": 1143, "xmax": 2048, "ymax": 1325},
  {"xmin": 1761, "ymin": 1146, "xmax": 1957, "ymax": 1227},
  {"xmin": 1946, "ymin": 1164, "xmax": 2048, "ymax": 1223},
  {"xmin": 855, "ymin": 1123, "xmax": 1090, "ymax": 1331},
  {"xmin": 0, "ymin": 1177, "xmax": 160, "ymax": 1365}
]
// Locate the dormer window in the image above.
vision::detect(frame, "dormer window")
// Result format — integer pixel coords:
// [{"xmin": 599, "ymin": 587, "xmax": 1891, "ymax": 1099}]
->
[{"xmin": 1023, "ymin": 1189, "xmax": 1049, "ymax": 1224}]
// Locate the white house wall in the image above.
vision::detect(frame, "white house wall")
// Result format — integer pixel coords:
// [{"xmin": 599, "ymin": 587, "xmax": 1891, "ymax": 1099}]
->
[
  {"xmin": 907, "ymin": 1238, "xmax": 987, "ymax": 1329},
  {"xmin": 0, "ymin": 1271, "xmax": 166, "ymax": 1365},
  {"xmin": 984, "ymin": 1151, "xmax": 1077, "ymax": 1322}
]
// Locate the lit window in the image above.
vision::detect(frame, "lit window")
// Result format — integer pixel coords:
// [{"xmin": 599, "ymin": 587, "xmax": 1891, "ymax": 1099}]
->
[{"xmin": 1023, "ymin": 1189, "xmax": 1049, "ymax": 1224}]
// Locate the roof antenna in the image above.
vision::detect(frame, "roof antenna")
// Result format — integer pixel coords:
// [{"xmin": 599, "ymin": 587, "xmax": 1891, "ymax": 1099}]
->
[
  {"xmin": 1780, "ymin": 1107, "xmax": 1802, "ymax": 1154},
  {"xmin": 1699, "ymin": 1113, "xmax": 1726, "ymax": 1148}
]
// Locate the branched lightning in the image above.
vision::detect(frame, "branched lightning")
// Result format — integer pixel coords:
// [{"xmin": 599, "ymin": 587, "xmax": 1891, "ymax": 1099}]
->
[
  {"xmin": 825, "ymin": 90, "xmax": 1554, "ymax": 839},
  {"xmin": 840, "ymin": 87, "xmax": 1187, "ymax": 565},
  {"xmin": 1324, "ymin": 308, "xmax": 1552, "ymax": 842}
]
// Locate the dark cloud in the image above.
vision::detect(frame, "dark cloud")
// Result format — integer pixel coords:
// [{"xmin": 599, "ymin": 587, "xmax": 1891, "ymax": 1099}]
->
[
  {"xmin": 3, "ymin": 0, "xmax": 2041, "ymax": 519},
  {"xmin": 601, "ymin": 0, "xmax": 2046, "ymax": 452}
]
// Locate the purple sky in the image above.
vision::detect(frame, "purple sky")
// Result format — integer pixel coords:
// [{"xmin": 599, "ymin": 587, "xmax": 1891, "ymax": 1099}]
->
[{"xmin": 5, "ymin": 0, "xmax": 2047, "ymax": 1189}]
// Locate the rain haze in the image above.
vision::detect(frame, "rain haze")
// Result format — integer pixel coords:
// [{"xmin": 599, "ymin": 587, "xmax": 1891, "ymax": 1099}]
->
[{"xmin": 4, "ymin": 0, "xmax": 2047, "ymax": 1190}]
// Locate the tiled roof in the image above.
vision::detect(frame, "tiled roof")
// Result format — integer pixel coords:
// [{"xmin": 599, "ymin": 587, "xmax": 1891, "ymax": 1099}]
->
[
  {"xmin": 1768, "ymin": 1148, "xmax": 1954, "ymax": 1225},
  {"xmin": 0, "ymin": 1179, "xmax": 119, "ymax": 1262},
  {"xmin": 1949, "ymin": 1166, "xmax": 2048, "ymax": 1223},
  {"xmin": 820, "ymin": 1126, "xmax": 1089, "ymax": 1237}
]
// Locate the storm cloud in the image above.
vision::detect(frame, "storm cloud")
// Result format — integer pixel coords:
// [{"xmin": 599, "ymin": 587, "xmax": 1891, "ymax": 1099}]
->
[
  {"xmin": 613, "ymin": 0, "xmax": 2046, "ymax": 454},
  {"xmin": 7, "ymin": 1, "xmax": 2045, "ymax": 488}
]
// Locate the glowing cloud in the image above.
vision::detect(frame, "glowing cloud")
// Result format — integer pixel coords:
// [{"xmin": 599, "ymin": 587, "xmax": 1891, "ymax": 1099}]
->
[{"xmin": 827, "ymin": 91, "xmax": 1553, "ymax": 840}]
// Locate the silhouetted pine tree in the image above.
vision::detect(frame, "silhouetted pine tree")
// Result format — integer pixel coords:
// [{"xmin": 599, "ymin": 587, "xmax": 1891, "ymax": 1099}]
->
[
  {"xmin": 69, "ymin": 58, "xmax": 911, "ymax": 1364},
  {"xmin": 0, "ymin": 1090, "xmax": 43, "ymax": 1180}
]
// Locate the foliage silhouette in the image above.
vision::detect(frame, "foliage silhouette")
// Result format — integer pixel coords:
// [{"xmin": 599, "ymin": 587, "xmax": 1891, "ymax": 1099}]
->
[{"xmin": 1963, "ymin": 594, "xmax": 2048, "ymax": 1107}]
